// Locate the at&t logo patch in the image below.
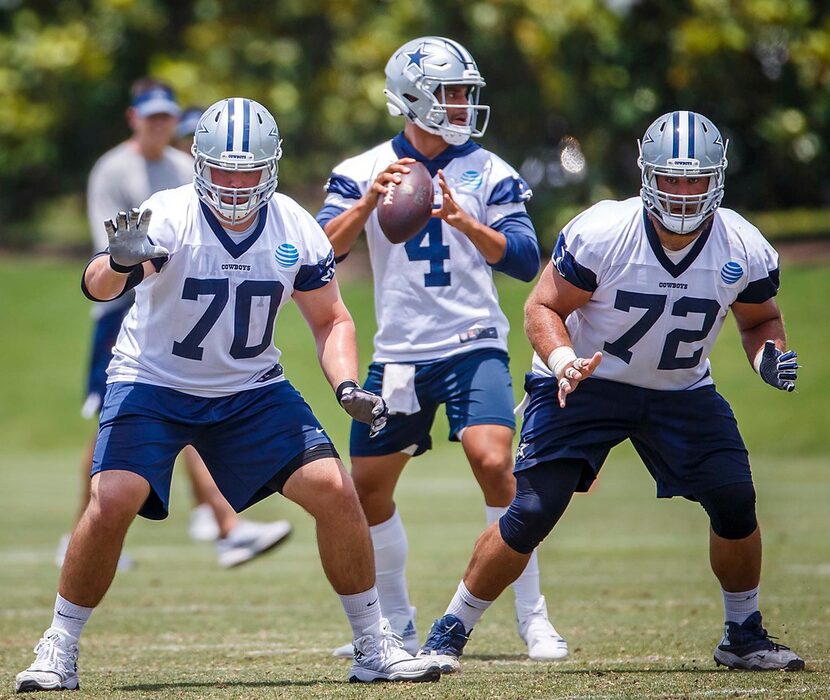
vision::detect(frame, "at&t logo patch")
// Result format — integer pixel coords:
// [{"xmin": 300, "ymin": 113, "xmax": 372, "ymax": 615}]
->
[
  {"xmin": 720, "ymin": 261, "xmax": 744, "ymax": 285},
  {"xmin": 275, "ymin": 243, "xmax": 299, "ymax": 267}
]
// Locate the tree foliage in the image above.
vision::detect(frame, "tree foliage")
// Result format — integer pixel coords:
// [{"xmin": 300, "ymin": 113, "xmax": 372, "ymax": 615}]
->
[{"xmin": 0, "ymin": 0, "xmax": 827, "ymax": 244}]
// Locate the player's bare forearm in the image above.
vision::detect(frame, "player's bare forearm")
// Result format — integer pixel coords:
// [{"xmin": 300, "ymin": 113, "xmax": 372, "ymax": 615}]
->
[
  {"xmin": 294, "ymin": 281, "xmax": 360, "ymax": 389},
  {"xmin": 323, "ymin": 200, "xmax": 375, "ymax": 258},
  {"xmin": 83, "ymin": 255, "xmax": 152, "ymax": 301},
  {"xmin": 454, "ymin": 217, "xmax": 506, "ymax": 264},
  {"xmin": 524, "ymin": 263, "xmax": 591, "ymax": 358},
  {"xmin": 732, "ymin": 299, "xmax": 788, "ymax": 365}
]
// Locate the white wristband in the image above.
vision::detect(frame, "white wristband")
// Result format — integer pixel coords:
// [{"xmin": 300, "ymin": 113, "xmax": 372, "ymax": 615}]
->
[
  {"xmin": 546, "ymin": 346, "xmax": 577, "ymax": 380},
  {"xmin": 753, "ymin": 346, "xmax": 765, "ymax": 375}
]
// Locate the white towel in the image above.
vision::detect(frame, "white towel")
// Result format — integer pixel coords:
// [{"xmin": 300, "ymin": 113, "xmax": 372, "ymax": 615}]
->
[{"xmin": 381, "ymin": 363, "xmax": 420, "ymax": 415}]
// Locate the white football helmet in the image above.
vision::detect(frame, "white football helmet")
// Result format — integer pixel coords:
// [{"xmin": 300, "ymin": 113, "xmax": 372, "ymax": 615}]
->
[
  {"xmin": 384, "ymin": 36, "xmax": 490, "ymax": 146},
  {"xmin": 639, "ymin": 110, "xmax": 728, "ymax": 234},
  {"xmin": 193, "ymin": 97, "xmax": 282, "ymax": 224}
]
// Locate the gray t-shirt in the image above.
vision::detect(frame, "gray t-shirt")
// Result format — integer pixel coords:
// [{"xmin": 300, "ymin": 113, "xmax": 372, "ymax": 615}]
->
[{"xmin": 86, "ymin": 141, "xmax": 193, "ymax": 315}]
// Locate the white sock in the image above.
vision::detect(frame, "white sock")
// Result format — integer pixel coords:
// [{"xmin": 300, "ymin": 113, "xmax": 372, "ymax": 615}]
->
[
  {"xmin": 444, "ymin": 580, "xmax": 492, "ymax": 632},
  {"xmin": 370, "ymin": 510, "xmax": 413, "ymax": 620},
  {"xmin": 485, "ymin": 505, "xmax": 543, "ymax": 618},
  {"xmin": 51, "ymin": 593, "xmax": 93, "ymax": 643},
  {"xmin": 340, "ymin": 587, "xmax": 382, "ymax": 639},
  {"xmin": 722, "ymin": 586, "xmax": 759, "ymax": 624}
]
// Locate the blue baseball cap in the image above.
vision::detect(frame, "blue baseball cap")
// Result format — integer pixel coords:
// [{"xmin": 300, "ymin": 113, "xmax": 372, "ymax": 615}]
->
[
  {"xmin": 176, "ymin": 107, "xmax": 205, "ymax": 139},
  {"xmin": 132, "ymin": 86, "xmax": 181, "ymax": 117}
]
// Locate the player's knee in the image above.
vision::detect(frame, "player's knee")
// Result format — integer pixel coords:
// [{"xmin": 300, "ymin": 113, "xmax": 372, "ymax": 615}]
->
[
  {"xmin": 697, "ymin": 481, "xmax": 757, "ymax": 540},
  {"xmin": 498, "ymin": 495, "xmax": 557, "ymax": 554},
  {"xmin": 86, "ymin": 489, "xmax": 139, "ymax": 530}
]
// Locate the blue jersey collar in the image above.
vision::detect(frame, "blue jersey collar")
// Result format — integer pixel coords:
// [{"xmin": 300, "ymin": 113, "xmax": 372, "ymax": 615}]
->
[
  {"xmin": 391, "ymin": 132, "xmax": 480, "ymax": 177},
  {"xmin": 200, "ymin": 202, "xmax": 268, "ymax": 259},
  {"xmin": 643, "ymin": 208, "xmax": 712, "ymax": 279}
]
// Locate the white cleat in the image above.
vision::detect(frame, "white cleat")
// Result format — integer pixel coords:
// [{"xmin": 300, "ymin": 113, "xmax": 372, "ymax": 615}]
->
[
  {"xmin": 215, "ymin": 519, "xmax": 292, "ymax": 568},
  {"xmin": 15, "ymin": 629, "xmax": 80, "ymax": 693},
  {"xmin": 349, "ymin": 618, "xmax": 440, "ymax": 683},
  {"xmin": 333, "ymin": 607, "xmax": 418, "ymax": 658},
  {"xmin": 518, "ymin": 597, "xmax": 569, "ymax": 661},
  {"xmin": 188, "ymin": 504, "xmax": 220, "ymax": 542}
]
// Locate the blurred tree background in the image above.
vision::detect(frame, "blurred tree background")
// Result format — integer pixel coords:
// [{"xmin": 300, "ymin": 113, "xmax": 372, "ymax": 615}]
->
[{"xmin": 0, "ymin": 0, "xmax": 827, "ymax": 250}]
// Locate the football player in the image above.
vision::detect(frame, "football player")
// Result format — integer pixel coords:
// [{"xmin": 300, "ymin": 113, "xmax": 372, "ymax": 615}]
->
[
  {"xmin": 317, "ymin": 36, "xmax": 568, "ymax": 664},
  {"xmin": 65, "ymin": 80, "xmax": 292, "ymax": 570},
  {"xmin": 16, "ymin": 98, "xmax": 441, "ymax": 692},
  {"xmin": 419, "ymin": 111, "xmax": 804, "ymax": 673}
]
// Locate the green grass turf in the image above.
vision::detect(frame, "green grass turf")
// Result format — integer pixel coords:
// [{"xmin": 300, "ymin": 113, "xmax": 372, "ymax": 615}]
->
[{"xmin": 0, "ymin": 256, "xmax": 828, "ymax": 698}]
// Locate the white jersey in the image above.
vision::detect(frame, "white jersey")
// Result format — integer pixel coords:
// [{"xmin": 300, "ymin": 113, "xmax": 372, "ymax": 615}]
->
[
  {"xmin": 321, "ymin": 134, "xmax": 534, "ymax": 363},
  {"xmin": 107, "ymin": 185, "xmax": 335, "ymax": 397},
  {"xmin": 531, "ymin": 197, "xmax": 780, "ymax": 390}
]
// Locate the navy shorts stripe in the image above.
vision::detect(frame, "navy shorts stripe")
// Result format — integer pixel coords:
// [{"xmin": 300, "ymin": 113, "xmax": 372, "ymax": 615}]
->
[
  {"xmin": 92, "ymin": 380, "xmax": 334, "ymax": 519},
  {"xmin": 515, "ymin": 374, "xmax": 750, "ymax": 498},
  {"xmin": 350, "ymin": 348, "xmax": 515, "ymax": 457}
]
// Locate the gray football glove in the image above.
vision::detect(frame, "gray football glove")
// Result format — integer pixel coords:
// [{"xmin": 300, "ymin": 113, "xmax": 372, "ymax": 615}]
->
[
  {"xmin": 104, "ymin": 208, "xmax": 168, "ymax": 268},
  {"xmin": 336, "ymin": 381, "xmax": 388, "ymax": 438},
  {"xmin": 758, "ymin": 340, "xmax": 799, "ymax": 392}
]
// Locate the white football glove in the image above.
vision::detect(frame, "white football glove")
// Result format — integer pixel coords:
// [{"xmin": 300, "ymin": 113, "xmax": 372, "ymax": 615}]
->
[
  {"xmin": 104, "ymin": 208, "xmax": 168, "ymax": 269},
  {"xmin": 756, "ymin": 340, "xmax": 799, "ymax": 392}
]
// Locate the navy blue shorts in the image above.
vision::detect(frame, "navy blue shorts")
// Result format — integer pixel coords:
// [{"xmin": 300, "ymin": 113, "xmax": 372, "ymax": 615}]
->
[
  {"xmin": 84, "ymin": 304, "xmax": 130, "ymax": 416},
  {"xmin": 92, "ymin": 380, "xmax": 336, "ymax": 519},
  {"xmin": 515, "ymin": 374, "xmax": 751, "ymax": 498},
  {"xmin": 350, "ymin": 348, "xmax": 516, "ymax": 457}
]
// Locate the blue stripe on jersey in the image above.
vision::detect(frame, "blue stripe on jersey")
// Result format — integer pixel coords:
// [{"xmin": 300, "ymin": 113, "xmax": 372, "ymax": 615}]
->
[
  {"xmin": 687, "ymin": 111, "xmax": 695, "ymax": 158},
  {"xmin": 490, "ymin": 212, "xmax": 540, "ymax": 282},
  {"xmin": 735, "ymin": 269, "xmax": 780, "ymax": 304},
  {"xmin": 242, "ymin": 99, "xmax": 250, "ymax": 152},
  {"xmin": 324, "ymin": 173, "xmax": 362, "ymax": 200},
  {"xmin": 672, "ymin": 111, "xmax": 680, "ymax": 158},
  {"xmin": 487, "ymin": 175, "xmax": 532, "ymax": 206},
  {"xmin": 391, "ymin": 132, "xmax": 480, "ymax": 177},
  {"xmin": 553, "ymin": 232, "xmax": 597, "ymax": 292},
  {"xmin": 315, "ymin": 203, "xmax": 347, "ymax": 229},
  {"xmin": 226, "ymin": 99, "xmax": 235, "ymax": 151},
  {"xmin": 294, "ymin": 249, "xmax": 336, "ymax": 292}
]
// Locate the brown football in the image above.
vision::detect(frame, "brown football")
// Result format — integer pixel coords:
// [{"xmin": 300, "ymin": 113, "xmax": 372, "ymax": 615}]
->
[{"xmin": 377, "ymin": 161, "xmax": 434, "ymax": 244}]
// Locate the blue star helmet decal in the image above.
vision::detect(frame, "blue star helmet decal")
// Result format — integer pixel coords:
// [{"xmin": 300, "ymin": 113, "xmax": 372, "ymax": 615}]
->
[{"xmin": 406, "ymin": 44, "xmax": 429, "ymax": 70}]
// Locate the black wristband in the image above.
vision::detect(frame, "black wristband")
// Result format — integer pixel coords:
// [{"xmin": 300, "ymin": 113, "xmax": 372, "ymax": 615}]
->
[
  {"xmin": 335, "ymin": 380, "xmax": 360, "ymax": 403},
  {"xmin": 109, "ymin": 256, "xmax": 139, "ymax": 274}
]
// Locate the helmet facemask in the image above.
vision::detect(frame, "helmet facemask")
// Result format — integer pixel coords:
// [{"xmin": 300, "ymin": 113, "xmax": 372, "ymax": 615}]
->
[
  {"xmin": 639, "ymin": 157, "xmax": 725, "ymax": 235},
  {"xmin": 194, "ymin": 153, "xmax": 279, "ymax": 225}
]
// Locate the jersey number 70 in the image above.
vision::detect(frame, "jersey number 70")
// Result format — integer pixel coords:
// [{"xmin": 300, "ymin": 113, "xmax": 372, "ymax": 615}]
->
[{"xmin": 172, "ymin": 278, "xmax": 283, "ymax": 360}]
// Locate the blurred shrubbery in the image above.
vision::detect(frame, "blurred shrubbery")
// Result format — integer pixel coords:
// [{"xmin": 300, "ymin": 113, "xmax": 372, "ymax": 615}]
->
[{"xmin": 0, "ymin": 0, "xmax": 827, "ymax": 248}]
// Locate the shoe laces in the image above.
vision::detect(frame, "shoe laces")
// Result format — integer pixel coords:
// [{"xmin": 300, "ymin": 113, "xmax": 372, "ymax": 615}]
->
[
  {"xmin": 725, "ymin": 614, "xmax": 790, "ymax": 652},
  {"xmin": 358, "ymin": 621, "xmax": 408, "ymax": 663},
  {"xmin": 31, "ymin": 632, "xmax": 77, "ymax": 674},
  {"xmin": 424, "ymin": 618, "xmax": 469, "ymax": 653}
]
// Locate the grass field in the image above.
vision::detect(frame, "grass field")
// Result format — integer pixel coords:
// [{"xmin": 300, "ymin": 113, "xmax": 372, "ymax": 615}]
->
[{"xmin": 0, "ymin": 256, "xmax": 828, "ymax": 699}]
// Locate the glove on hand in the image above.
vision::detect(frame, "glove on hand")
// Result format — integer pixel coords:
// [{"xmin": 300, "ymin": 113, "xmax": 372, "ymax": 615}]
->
[
  {"xmin": 757, "ymin": 340, "xmax": 798, "ymax": 392},
  {"xmin": 104, "ymin": 208, "xmax": 168, "ymax": 269},
  {"xmin": 337, "ymin": 381, "xmax": 388, "ymax": 438}
]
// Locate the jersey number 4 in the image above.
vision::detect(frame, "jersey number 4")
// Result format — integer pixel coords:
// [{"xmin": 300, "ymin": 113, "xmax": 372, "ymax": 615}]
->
[
  {"xmin": 172, "ymin": 278, "xmax": 283, "ymax": 361},
  {"xmin": 405, "ymin": 219, "xmax": 451, "ymax": 287},
  {"xmin": 603, "ymin": 291, "xmax": 721, "ymax": 370}
]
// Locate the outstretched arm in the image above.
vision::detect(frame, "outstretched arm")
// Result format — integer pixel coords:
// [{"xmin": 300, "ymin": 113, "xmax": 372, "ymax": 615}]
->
[{"xmin": 525, "ymin": 262, "xmax": 602, "ymax": 407}]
